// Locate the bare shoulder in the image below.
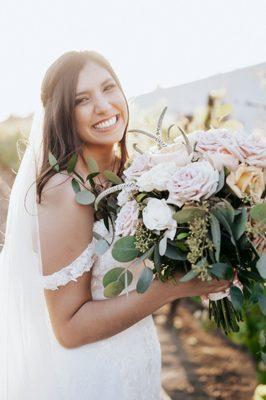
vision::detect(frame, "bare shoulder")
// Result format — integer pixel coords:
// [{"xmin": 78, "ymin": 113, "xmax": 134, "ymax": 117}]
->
[{"xmin": 38, "ymin": 172, "xmax": 94, "ymax": 276}]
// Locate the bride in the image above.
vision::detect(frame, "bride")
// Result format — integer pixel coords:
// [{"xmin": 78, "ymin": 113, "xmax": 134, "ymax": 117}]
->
[{"xmin": 0, "ymin": 50, "xmax": 230, "ymax": 400}]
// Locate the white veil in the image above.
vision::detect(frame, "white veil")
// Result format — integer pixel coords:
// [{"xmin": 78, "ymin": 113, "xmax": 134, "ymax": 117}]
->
[{"xmin": 0, "ymin": 100, "xmax": 64, "ymax": 399}]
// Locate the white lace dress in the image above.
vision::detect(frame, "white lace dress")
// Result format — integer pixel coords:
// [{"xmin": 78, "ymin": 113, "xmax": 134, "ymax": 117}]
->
[{"xmin": 42, "ymin": 219, "xmax": 162, "ymax": 400}]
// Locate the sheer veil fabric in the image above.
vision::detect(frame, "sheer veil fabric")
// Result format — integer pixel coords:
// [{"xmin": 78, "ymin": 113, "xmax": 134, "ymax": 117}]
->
[{"xmin": 0, "ymin": 101, "xmax": 64, "ymax": 399}]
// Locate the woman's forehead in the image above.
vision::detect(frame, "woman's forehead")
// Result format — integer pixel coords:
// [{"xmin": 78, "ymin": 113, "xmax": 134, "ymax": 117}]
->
[{"xmin": 76, "ymin": 62, "xmax": 113, "ymax": 94}]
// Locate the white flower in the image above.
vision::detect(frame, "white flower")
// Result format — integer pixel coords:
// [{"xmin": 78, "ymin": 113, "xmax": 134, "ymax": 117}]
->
[
  {"xmin": 115, "ymin": 200, "xmax": 139, "ymax": 237},
  {"xmin": 143, "ymin": 198, "xmax": 177, "ymax": 235},
  {"xmin": 117, "ymin": 185, "xmax": 133, "ymax": 206},
  {"xmin": 136, "ymin": 162, "xmax": 177, "ymax": 192},
  {"xmin": 123, "ymin": 153, "xmax": 154, "ymax": 182},
  {"xmin": 150, "ymin": 142, "xmax": 193, "ymax": 167},
  {"xmin": 167, "ymin": 160, "xmax": 219, "ymax": 207}
]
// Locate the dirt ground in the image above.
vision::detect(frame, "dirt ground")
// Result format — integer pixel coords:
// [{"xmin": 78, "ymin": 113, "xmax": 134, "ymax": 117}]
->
[{"xmin": 154, "ymin": 300, "xmax": 257, "ymax": 400}]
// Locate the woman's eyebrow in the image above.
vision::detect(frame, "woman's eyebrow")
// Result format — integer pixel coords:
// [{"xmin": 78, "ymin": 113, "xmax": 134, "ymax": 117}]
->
[{"xmin": 75, "ymin": 78, "xmax": 114, "ymax": 97}]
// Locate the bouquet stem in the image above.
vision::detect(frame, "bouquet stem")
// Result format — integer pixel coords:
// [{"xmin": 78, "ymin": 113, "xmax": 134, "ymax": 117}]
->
[{"xmin": 209, "ymin": 298, "xmax": 243, "ymax": 334}]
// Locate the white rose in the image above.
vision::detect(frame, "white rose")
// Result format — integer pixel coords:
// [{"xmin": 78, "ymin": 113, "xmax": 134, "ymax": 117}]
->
[
  {"xmin": 150, "ymin": 142, "xmax": 193, "ymax": 167},
  {"xmin": 136, "ymin": 162, "xmax": 177, "ymax": 192},
  {"xmin": 123, "ymin": 153, "xmax": 154, "ymax": 182},
  {"xmin": 143, "ymin": 198, "xmax": 177, "ymax": 233},
  {"xmin": 167, "ymin": 160, "xmax": 219, "ymax": 207},
  {"xmin": 115, "ymin": 200, "xmax": 139, "ymax": 237},
  {"xmin": 117, "ymin": 185, "xmax": 134, "ymax": 206}
]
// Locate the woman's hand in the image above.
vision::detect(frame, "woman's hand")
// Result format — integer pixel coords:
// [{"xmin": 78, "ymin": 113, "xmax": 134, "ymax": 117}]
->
[{"xmin": 158, "ymin": 272, "xmax": 231, "ymax": 303}]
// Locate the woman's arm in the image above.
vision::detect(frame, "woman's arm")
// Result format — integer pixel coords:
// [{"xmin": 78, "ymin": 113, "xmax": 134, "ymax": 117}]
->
[{"xmin": 39, "ymin": 173, "xmax": 229, "ymax": 349}]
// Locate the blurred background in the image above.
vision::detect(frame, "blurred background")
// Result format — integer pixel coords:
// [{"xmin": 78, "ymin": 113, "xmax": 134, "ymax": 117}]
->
[{"xmin": 0, "ymin": 1, "xmax": 265, "ymax": 399}]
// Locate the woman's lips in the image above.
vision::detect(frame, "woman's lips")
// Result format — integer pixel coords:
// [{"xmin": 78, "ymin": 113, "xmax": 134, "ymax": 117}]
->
[{"xmin": 92, "ymin": 114, "xmax": 121, "ymax": 133}]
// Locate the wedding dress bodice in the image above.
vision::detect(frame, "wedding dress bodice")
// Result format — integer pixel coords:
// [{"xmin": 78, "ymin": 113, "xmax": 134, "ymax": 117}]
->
[{"xmin": 41, "ymin": 219, "xmax": 163, "ymax": 400}]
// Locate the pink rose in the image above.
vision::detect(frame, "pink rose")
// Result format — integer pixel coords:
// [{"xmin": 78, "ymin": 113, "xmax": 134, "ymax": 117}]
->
[
  {"xmin": 194, "ymin": 129, "xmax": 245, "ymax": 171},
  {"xmin": 237, "ymin": 134, "xmax": 266, "ymax": 168},
  {"xmin": 150, "ymin": 142, "xmax": 193, "ymax": 167},
  {"xmin": 115, "ymin": 200, "xmax": 139, "ymax": 237},
  {"xmin": 167, "ymin": 160, "xmax": 219, "ymax": 207}
]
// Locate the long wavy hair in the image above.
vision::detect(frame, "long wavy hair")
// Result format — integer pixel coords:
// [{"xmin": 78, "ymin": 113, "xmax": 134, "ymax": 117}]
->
[{"xmin": 36, "ymin": 50, "xmax": 129, "ymax": 203}]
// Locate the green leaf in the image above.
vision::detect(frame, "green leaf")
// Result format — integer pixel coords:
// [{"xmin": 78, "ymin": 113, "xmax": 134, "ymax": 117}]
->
[
  {"xmin": 159, "ymin": 236, "xmax": 167, "ymax": 256},
  {"xmin": 258, "ymin": 295, "xmax": 266, "ymax": 316},
  {"xmin": 210, "ymin": 213, "xmax": 221, "ymax": 262},
  {"xmin": 210, "ymin": 263, "xmax": 233, "ymax": 280},
  {"xmin": 139, "ymin": 245, "xmax": 155, "ymax": 261},
  {"xmin": 75, "ymin": 190, "xmax": 95, "ymax": 205},
  {"xmin": 95, "ymin": 239, "xmax": 110, "ymax": 255},
  {"xmin": 103, "ymin": 267, "xmax": 133, "ymax": 288},
  {"xmin": 103, "ymin": 170, "xmax": 123, "ymax": 185},
  {"xmin": 104, "ymin": 280, "xmax": 124, "ymax": 298},
  {"xmin": 48, "ymin": 151, "xmax": 59, "ymax": 172},
  {"xmin": 136, "ymin": 267, "xmax": 153, "ymax": 293},
  {"xmin": 153, "ymin": 244, "xmax": 162, "ymax": 273},
  {"xmin": 111, "ymin": 236, "xmax": 138, "ymax": 262},
  {"xmin": 71, "ymin": 178, "xmax": 81, "ymax": 193},
  {"xmin": 173, "ymin": 206, "xmax": 205, "ymax": 224},
  {"xmin": 250, "ymin": 203, "xmax": 266, "ymax": 224},
  {"xmin": 211, "ymin": 208, "xmax": 236, "ymax": 246},
  {"xmin": 230, "ymin": 286, "xmax": 244, "ymax": 311},
  {"xmin": 165, "ymin": 244, "xmax": 187, "ymax": 261},
  {"xmin": 232, "ymin": 208, "xmax": 247, "ymax": 240},
  {"xmin": 256, "ymin": 254, "xmax": 266, "ymax": 279},
  {"xmin": 136, "ymin": 193, "xmax": 147, "ymax": 203},
  {"xmin": 179, "ymin": 269, "xmax": 198, "ymax": 282},
  {"xmin": 176, "ymin": 232, "xmax": 189, "ymax": 240},
  {"xmin": 87, "ymin": 156, "xmax": 99, "ymax": 174},
  {"xmin": 219, "ymin": 201, "xmax": 235, "ymax": 224},
  {"xmin": 67, "ymin": 153, "xmax": 78, "ymax": 174},
  {"xmin": 261, "ymin": 352, "xmax": 266, "ymax": 364}
]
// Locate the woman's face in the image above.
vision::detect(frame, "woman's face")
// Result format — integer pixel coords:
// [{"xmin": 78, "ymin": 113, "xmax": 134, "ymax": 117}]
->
[{"xmin": 74, "ymin": 61, "xmax": 128, "ymax": 146}]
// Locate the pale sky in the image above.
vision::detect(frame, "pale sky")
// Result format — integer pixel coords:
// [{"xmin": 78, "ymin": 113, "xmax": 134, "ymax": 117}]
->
[{"xmin": 0, "ymin": 0, "xmax": 265, "ymax": 121}]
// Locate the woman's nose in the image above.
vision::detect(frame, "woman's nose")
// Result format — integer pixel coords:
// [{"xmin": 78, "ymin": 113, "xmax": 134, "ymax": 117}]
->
[{"xmin": 93, "ymin": 93, "xmax": 112, "ymax": 113}]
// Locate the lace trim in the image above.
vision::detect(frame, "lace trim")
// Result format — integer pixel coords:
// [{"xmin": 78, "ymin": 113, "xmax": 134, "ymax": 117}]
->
[{"xmin": 42, "ymin": 240, "xmax": 97, "ymax": 290}]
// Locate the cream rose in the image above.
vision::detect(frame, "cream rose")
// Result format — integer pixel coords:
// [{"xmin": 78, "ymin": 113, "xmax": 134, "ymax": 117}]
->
[
  {"xmin": 136, "ymin": 162, "xmax": 177, "ymax": 192},
  {"xmin": 166, "ymin": 160, "xmax": 219, "ymax": 207},
  {"xmin": 226, "ymin": 164, "xmax": 265, "ymax": 202},
  {"xmin": 142, "ymin": 198, "xmax": 177, "ymax": 233},
  {"xmin": 115, "ymin": 200, "xmax": 139, "ymax": 236}
]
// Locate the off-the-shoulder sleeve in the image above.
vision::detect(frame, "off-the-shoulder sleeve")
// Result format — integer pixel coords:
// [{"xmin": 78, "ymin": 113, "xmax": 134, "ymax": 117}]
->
[{"xmin": 42, "ymin": 240, "xmax": 97, "ymax": 290}]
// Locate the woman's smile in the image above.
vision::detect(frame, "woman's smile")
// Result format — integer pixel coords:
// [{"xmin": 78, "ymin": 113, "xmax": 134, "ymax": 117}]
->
[{"xmin": 92, "ymin": 113, "xmax": 121, "ymax": 133}]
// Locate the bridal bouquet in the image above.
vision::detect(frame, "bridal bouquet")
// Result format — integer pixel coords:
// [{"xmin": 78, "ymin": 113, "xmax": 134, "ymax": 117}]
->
[{"xmin": 98, "ymin": 118, "xmax": 266, "ymax": 334}]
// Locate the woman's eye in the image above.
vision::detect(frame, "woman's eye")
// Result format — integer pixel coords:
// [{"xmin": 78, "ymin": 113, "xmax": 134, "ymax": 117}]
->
[
  {"xmin": 75, "ymin": 97, "xmax": 91, "ymax": 105},
  {"xmin": 104, "ymin": 84, "xmax": 116, "ymax": 91}
]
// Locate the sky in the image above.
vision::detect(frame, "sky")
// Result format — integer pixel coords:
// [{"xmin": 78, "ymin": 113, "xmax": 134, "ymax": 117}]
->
[{"xmin": 0, "ymin": 0, "xmax": 265, "ymax": 121}]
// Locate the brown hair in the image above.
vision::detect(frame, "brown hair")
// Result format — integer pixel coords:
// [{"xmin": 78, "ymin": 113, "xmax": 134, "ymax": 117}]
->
[{"xmin": 36, "ymin": 50, "xmax": 129, "ymax": 203}]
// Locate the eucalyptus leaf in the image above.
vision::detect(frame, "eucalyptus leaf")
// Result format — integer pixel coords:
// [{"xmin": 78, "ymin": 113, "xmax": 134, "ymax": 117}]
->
[
  {"xmin": 176, "ymin": 232, "xmax": 189, "ymax": 240},
  {"xmin": 210, "ymin": 213, "xmax": 221, "ymax": 262},
  {"xmin": 71, "ymin": 178, "xmax": 81, "ymax": 193},
  {"xmin": 153, "ymin": 244, "xmax": 162, "ymax": 273},
  {"xmin": 75, "ymin": 190, "xmax": 95, "ymax": 205},
  {"xmin": 67, "ymin": 153, "xmax": 78, "ymax": 174},
  {"xmin": 165, "ymin": 244, "xmax": 187, "ymax": 261},
  {"xmin": 210, "ymin": 263, "xmax": 233, "ymax": 280},
  {"xmin": 104, "ymin": 280, "xmax": 124, "ymax": 298},
  {"xmin": 95, "ymin": 239, "xmax": 110, "ymax": 255},
  {"xmin": 48, "ymin": 151, "xmax": 59, "ymax": 172},
  {"xmin": 111, "ymin": 236, "xmax": 138, "ymax": 262},
  {"xmin": 211, "ymin": 208, "xmax": 236, "ymax": 246},
  {"xmin": 179, "ymin": 269, "xmax": 198, "ymax": 282},
  {"xmin": 262, "ymin": 352, "xmax": 266, "ymax": 364},
  {"xmin": 87, "ymin": 156, "xmax": 99, "ymax": 174},
  {"xmin": 250, "ymin": 203, "xmax": 266, "ymax": 223},
  {"xmin": 258, "ymin": 295, "xmax": 266, "ymax": 316},
  {"xmin": 256, "ymin": 254, "xmax": 266, "ymax": 279},
  {"xmin": 136, "ymin": 267, "xmax": 153, "ymax": 293},
  {"xmin": 230, "ymin": 286, "xmax": 244, "ymax": 311},
  {"xmin": 103, "ymin": 267, "xmax": 125, "ymax": 287},
  {"xmin": 103, "ymin": 170, "xmax": 123, "ymax": 185},
  {"xmin": 233, "ymin": 208, "xmax": 247, "ymax": 240},
  {"xmin": 173, "ymin": 206, "xmax": 205, "ymax": 224}
]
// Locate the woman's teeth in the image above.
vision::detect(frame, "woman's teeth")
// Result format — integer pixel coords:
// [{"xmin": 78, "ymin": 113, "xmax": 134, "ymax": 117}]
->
[{"xmin": 93, "ymin": 115, "xmax": 118, "ymax": 130}]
